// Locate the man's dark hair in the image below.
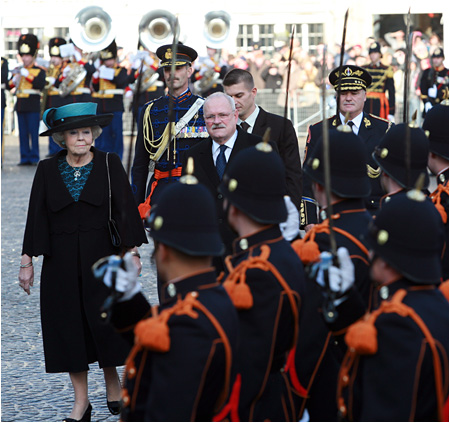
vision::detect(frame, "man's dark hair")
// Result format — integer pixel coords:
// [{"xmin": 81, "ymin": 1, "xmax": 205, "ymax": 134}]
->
[{"xmin": 223, "ymin": 68, "xmax": 254, "ymax": 89}]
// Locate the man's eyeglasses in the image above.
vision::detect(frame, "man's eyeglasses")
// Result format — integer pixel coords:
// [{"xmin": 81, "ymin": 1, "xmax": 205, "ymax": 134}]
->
[{"xmin": 204, "ymin": 112, "xmax": 234, "ymax": 122}]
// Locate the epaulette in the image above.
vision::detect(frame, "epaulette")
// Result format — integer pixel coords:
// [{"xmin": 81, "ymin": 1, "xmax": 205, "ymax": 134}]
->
[
  {"xmin": 143, "ymin": 96, "xmax": 164, "ymax": 108},
  {"xmin": 368, "ymin": 113, "xmax": 389, "ymax": 123}
]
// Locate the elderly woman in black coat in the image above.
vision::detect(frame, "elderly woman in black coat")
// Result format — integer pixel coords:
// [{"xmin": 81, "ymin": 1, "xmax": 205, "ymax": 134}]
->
[{"xmin": 18, "ymin": 102, "xmax": 148, "ymax": 422}]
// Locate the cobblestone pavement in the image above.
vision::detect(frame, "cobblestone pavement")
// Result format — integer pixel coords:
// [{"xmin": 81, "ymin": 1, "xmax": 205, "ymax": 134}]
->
[{"xmin": 1, "ymin": 134, "xmax": 158, "ymax": 422}]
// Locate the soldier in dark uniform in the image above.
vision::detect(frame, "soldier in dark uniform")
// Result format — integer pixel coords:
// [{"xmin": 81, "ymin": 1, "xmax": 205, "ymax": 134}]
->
[
  {"xmin": 289, "ymin": 128, "xmax": 374, "ymax": 421},
  {"xmin": 8, "ymin": 33, "xmax": 46, "ymax": 165},
  {"xmin": 363, "ymin": 41, "xmax": 396, "ymax": 121},
  {"xmin": 192, "ymin": 46, "xmax": 228, "ymax": 97},
  {"xmin": 91, "ymin": 40, "xmax": 128, "ymax": 159},
  {"xmin": 100, "ymin": 174, "xmax": 239, "ymax": 421},
  {"xmin": 43, "ymin": 37, "xmax": 67, "ymax": 157},
  {"xmin": 128, "ymin": 42, "xmax": 165, "ymax": 123},
  {"xmin": 420, "ymin": 47, "xmax": 449, "ymax": 116},
  {"xmin": 301, "ymin": 65, "xmax": 393, "ymax": 230},
  {"xmin": 424, "ymin": 103, "xmax": 449, "ymax": 280},
  {"xmin": 131, "ymin": 43, "xmax": 208, "ymax": 215},
  {"xmin": 326, "ymin": 192, "xmax": 448, "ymax": 421},
  {"xmin": 215, "ymin": 142, "xmax": 305, "ymax": 421},
  {"xmin": 373, "ymin": 123, "xmax": 430, "ymax": 207}
]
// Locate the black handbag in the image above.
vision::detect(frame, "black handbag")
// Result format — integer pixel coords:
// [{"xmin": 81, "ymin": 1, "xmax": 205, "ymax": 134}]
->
[{"xmin": 106, "ymin": 153, "xmax": 122, "ymax": 247}]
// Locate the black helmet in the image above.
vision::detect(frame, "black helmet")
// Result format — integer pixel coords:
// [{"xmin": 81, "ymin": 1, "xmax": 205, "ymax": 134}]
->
[
  {"xmin": 218, "ymin": 142, "xmax": 287, "ymax": 224},
  {"xmin": 366, "ymin": 191, "xmax": 444, "ymax": 283},
  {"xmin": 422, "ymin": 104, "xmax": 449, "ymax": 160},
  {"xmin": 304, "ymin": 128, "xmax": 371, "ymax": 198},
  {"xmin": 147, "ymin": 178, "xmax": 223, "ymax": 256},
  {"xmin": 373, "ymin": 123, "xmax": 430, "ymax": 189}
]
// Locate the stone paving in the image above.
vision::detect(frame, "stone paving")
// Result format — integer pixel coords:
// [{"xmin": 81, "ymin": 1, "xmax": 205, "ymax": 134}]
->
[{"xmin": 1, "ymin": 134, "xmax": 158, "ymax": 422}]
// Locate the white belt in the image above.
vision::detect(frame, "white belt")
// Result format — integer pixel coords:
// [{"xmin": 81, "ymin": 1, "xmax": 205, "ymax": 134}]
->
[
  {"xmin": 98, "ymin": 89, "xmax": 124, "ymax": 95},
  {"xmin": 17, "ymin": 89, "xmax": 41, "ymax": 95},
  {"xmin": 72, "ymin": 88, "xmax": 91, "ymax": 94}
]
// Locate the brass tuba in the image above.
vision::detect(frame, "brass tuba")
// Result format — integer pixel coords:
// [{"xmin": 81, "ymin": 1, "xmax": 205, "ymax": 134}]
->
[
  {"xmin": 138, "ymin": 10, "xmax": 179, "ymax": 53},
  {"xmin": 203, "ymin": 11, "xmax": 236, "ymax": 50},
  {"xmin": 60, "ymin": 6, "xmax": 116, "ymax": 97}
]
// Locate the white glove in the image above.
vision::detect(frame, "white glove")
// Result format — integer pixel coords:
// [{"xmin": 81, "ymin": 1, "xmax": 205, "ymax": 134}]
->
[
  {"xmin": 46, "ymin": 76, "xmax": 56, "ymax": 86},
  {"xmin": 387, "ymin": 114, "xmax": 395, "ymax": 123},
  {"xmin": 428, "ymin": 85, "xmax": 437, "ymax": 98},
  {"xmin": 73, "ymin": 49, "xmax": 82, "ymax": 62},
  {"xmin": 12, "ymin": 74, "xmax": 21, "ymax": 87},
  {"xmin": 143, "ymin": 55, "xmax": 155, "ymax": 67},
  {"xmin": 62, "ymin": 66, "xmax": 72, "ymax": 77},
  {"xmin": 279, "ymin": 196, "xmax": 300, "ymax": 241},
  {"xmin": 20, "ymin": 68, "xmax": 29, "ymax": 77},
  {"xmin": 99, "ymin": 65, "xmax": 115, "ymax": 80},
  {"xmin": 125, "ymin": 89, "xmax": 133, "ymax": 99},
  {"xmin": 103, "ymin": 253, "xmax": 141, "ymax": 302},
  {"xmin": 425, "ymin": 102, "xmax": 433, "ymax": 113},
  {"xmin": 132, "ymin": 58, "xmax": 142, "ymax": 69},
  {"xmin": 92, "ymin": 71, "xmax": 99, "ymax": 80},
  {"xmin": 316, "ymin": 247, "xmax": 355, "ymax": 296}
]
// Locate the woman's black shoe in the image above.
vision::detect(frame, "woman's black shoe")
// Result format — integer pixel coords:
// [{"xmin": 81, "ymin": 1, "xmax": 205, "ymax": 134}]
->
[
  {"xmin": 63, "ymin": 403, "xmax": 92, "ymax": 422},
  {"xmin": 107, "ymin": 400, "xmax": 122, "ymax": 415}
]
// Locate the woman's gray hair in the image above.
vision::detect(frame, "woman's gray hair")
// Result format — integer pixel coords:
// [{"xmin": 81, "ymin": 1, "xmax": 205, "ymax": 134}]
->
[{"xmin": 52, "ymin": 126, "xmax": 103, "ymax": 148}]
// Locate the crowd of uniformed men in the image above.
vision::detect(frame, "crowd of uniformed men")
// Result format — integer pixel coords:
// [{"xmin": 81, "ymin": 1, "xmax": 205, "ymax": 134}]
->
[{"xmin": 3, "ymin": 29, "xmax": 450, "ymax": 422}]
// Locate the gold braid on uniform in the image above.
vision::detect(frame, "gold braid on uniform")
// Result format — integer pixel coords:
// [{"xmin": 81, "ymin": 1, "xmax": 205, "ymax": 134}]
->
[
  {"xmin": 337, "ymin": 289, "xmax": 446, "ymax": 421},
  {"xmin": 142, "ymin": 103, "xmax": 175, "ymax": 161}
]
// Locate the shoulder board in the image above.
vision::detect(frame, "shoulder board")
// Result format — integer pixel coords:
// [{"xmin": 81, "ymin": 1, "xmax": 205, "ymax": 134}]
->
[
  {"xmin": 144, "ymin": 96, "xmax": 164, "ymax": 107},
  {"xmin": 368, "ymin": 113, "xmax": 389, "ymax": 123}
]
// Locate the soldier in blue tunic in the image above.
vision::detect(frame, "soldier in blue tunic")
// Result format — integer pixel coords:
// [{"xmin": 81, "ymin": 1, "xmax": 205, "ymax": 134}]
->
[{"xmin": 131, "ymin": 43, "xmax": 208, "ymax": 217}]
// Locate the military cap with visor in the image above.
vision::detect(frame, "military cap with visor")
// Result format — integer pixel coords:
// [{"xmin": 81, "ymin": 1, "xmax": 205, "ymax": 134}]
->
[
  {"xmin": 372, "ymin": 123, "xmax": 430, "ymax": 189},
  {"xmin": 156, "ymin": 43, "xmax": 198, "ymax": 67},
  {"xmin": 366, "ymin": 191, "xmax": 444, "ymax": 283},
  {"xmin": 40, "ymin": 102, "xmax": 113, "ymax": 137},
  {"xmin": 218, "ymin": 142, "xmax": 287, "ymax": 224},
  {"xmin": 304, "ymin": 128, "xmax": 371, "ymax": 198},
  {"xmin": 329, "ymin": 65, "xmax": 372, "ymax": 92}
]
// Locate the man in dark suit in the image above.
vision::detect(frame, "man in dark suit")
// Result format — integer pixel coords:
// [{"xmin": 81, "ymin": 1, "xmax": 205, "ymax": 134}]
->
[
  {"xmin": 301, "ymin": 65, "xmax": 393, "ymax": 231},
  {"xmin": 222, "ymin": 68, "xmax": 303, "ymax": 212},
  {"xmin": 181, "ymin": 92, "xmax": 265, "ymax": 270}
]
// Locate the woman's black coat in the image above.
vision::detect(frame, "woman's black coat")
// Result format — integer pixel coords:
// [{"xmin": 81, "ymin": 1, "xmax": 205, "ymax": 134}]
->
[{"xmin": 22, "ymin": 147, "xmax": 148, "ymax": 373}]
